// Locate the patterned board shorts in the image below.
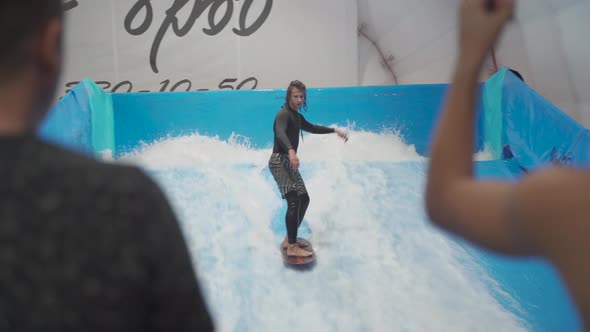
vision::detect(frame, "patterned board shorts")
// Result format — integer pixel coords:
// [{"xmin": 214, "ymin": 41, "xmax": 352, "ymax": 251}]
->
[{"xmin": 268, "ymin": 153, "xmax": 308, "ymax": 198}]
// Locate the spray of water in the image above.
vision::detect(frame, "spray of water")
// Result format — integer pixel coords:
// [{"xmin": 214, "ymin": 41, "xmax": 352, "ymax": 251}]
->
[{"xmin": 116, "ymin": 130, "xmax": 527, "ymax": 332}]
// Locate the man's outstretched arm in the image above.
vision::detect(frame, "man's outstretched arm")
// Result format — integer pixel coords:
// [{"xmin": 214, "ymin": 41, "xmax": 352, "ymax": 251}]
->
[{"xmin": 300, "ymin": 116, "xmax": 348, "ymax": 140}]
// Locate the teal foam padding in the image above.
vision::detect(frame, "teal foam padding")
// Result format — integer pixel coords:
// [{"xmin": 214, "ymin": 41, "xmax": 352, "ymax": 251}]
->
[
  {"xmin": 482, "ymin": 67, "xmax": 507, "ymax": 159},
  {"xmin": 85, "ymin": 78, "xmax": 115, "ymax": 158},
  {"xmin": 38, "ymin": 79, "xmax": 116, "ymax": 159}
]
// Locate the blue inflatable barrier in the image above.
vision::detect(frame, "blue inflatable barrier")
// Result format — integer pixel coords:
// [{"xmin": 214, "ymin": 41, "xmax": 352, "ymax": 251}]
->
[
  {"xmin": 38, "ymin": 70, "xmax": 589, "ymax": 331},
  {"xmin": 109, "ymin": 84, "xmax": 477, "ymax": 157},
  {"xmin": 484, "ymin": 67, "xmax": 589, "ymax": 170},
  {"xmin": 39, "ymin": 78, "xmax": 114, "ymax": 158}
]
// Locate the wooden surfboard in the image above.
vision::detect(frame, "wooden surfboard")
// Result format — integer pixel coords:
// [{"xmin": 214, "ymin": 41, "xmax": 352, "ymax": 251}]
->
[{"xmin": 281, "ymin": 238, "xmax": 316, "ymax": 266}]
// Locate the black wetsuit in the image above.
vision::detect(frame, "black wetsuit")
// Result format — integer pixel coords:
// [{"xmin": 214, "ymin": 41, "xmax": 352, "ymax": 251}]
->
[
  {"xmin": 269, "ymin": 105, "xmax": 334, "ymax": 245},
  {"xmin": 273, "ymin": 105, "xmax": 335, "ymax": 154},
  {"xmin": 0, "ymin": 134, "xmax": 214, "ymax": 331}
]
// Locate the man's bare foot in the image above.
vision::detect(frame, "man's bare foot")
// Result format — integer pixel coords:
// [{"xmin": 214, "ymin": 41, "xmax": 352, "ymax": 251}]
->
[
  {"xmin": 295, "ymin": 237, "xmax": 311, "ymax": 248},
  {"xmin": 282, "ymin": 237, "xmax": 311, "ymax": 250},
  {"xmin": 287, "ymin": 243, "xmax": 313, "ymax": 257}
]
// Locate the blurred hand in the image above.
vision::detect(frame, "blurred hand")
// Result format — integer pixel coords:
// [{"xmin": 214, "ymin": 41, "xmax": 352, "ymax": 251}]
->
[
  {"xmin": 458, "ymin": 0, "xmax": 515, "ymax": 68},
  {"xmin": 288, "ymin": 149, "xmax": 300, "ymax": 171},
  {"xmin": 335, "ymin": 128, "xmax": 348, "ymax": 142}
]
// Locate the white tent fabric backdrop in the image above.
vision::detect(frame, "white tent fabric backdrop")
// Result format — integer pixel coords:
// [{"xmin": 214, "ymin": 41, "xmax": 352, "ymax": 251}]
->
[
  {"xmin": 59, "ymin": 0, "xmax": 589, "ymax": 127},
  {"xmin": 59, "ymin": 0, "xmax": 358, "ymax": 95},
  {"xmin": 358, "ymin": 0, "xmax": 589, "ymax": 127}
]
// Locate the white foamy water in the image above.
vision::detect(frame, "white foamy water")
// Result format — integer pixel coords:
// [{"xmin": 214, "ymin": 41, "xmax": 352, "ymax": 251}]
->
[
  {"xmin": 474, "ymin": 143, "xmax": 495, "ymax": 161},
  {"xmin": 116, "ymin": 130, "xmax": 528, "ymax": 332}
]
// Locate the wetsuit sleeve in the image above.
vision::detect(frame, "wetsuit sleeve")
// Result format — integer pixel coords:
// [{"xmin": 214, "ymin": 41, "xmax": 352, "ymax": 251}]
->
[
  {"xmin": 300, "ymin": 115, "xmax": 335, "ymax": 134},
  {"xmin": 137, "ymin": 170, "xmax": 214, "ymax": 332},
  {"xmin": 275, "ymin": 110, "xmax": 294, "ymax": 151}
]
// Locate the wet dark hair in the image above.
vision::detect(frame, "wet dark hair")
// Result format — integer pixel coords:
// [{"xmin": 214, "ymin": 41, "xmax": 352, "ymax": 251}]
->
[
  {"xmin": 509, "ymin": 69, "xmax": 525, "ymax": 82},
  {"xmin": 0, "ymin": 0, "xmax": 63, "ymax": 77},
  {"xmin": 285, "ymin": 80, "xmax": 308, "ymax": 112}
]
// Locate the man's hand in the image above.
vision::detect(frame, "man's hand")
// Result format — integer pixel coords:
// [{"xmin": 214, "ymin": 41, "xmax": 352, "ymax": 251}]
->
[
  {"xmin": 288, "ymin": 149, "xmax": 300, "ymax": 171},
  {"xmin": 335, "ymin": 128, "xmax": 348, "ymax": 142},
  {"xmin": 458, "ymin": 0, "xmax": 514, "ymax": 69}
]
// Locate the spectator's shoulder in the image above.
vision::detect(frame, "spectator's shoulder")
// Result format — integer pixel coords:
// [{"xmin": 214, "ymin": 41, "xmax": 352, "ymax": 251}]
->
[{"xmin": 43, "ymin": 142, "xmax": 164, "ymax": 198}]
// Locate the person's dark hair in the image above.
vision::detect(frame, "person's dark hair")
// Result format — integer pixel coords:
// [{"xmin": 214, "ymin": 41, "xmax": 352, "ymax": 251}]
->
[
  {"xmin": 285, "ymin": 80, "xmax": 308, "ymax": 112},
  {"xmin": 509, "ymin": 69, "xmax": 525, "ymax": 82},
  {"xmin": 0, "ymin": 0, "xmax": 63, "ymax": 77}
]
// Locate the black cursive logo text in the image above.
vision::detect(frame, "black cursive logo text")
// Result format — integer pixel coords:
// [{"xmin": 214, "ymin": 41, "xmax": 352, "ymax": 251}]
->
[
  {"xmin": 124, "ymin": 0, "xmax": 273, "ymax": 73},
  {"xmin": 63, "ymin": 0, "xmax": 79, "ymax": 11}
]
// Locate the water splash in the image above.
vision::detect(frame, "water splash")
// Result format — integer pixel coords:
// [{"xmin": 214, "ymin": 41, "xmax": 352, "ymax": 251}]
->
[{"xmin": 116, "ymin": 130, "xmax": 527, "ymax": 332}]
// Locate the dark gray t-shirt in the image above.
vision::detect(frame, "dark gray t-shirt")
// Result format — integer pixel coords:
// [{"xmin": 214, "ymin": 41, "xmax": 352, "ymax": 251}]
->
[{"xmin": 0, "ymin": 134, "xmax": 214, "ymax": 331}]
